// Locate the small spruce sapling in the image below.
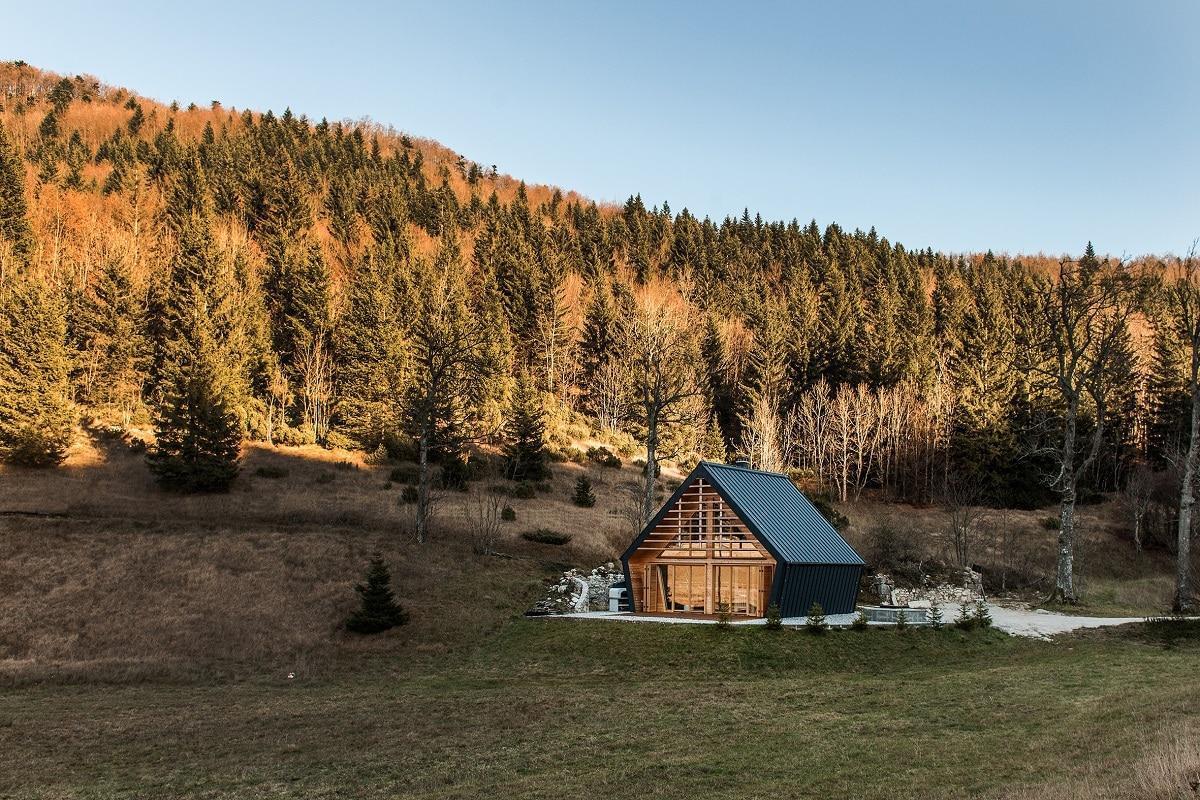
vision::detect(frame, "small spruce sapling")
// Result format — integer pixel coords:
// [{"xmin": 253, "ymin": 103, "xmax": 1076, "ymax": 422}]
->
[
  {"xmin": 765, "ymin": 602, "xmax": 782, "ymax": 631},
  {"xmin": 572, "ymin": 475, "xmax": 597, "ymax": 508},
  {"xmin": 715, "ymin": 601, "xmax": 732, "ymax": 629},
  {"xmin": 345, "ymin": 554, "xmax": 409, "ymax": 634},
  {"xmin": 894, "ymin": 608, "xmax": 909, "ymax": 632},
  {"xmin": 955, "ymin": 602, "xmax": 976, "ymax": 630},
  {"xmin": 500, "ymin": 504, "xmax": 516, "ymax": 521},
  {"xmin": 974, "ymin": 598, "xmax": 993, "ymax": 628},
  {"xmin": 805, "ymin": 602, "xmax": 827, "ymax": 635},
  {"xmin": 928, "ymin": 601, "xmax": 944, "ymax": 630},
  {"xmin": 851, "ymin": 609, "xmax": 869, "ymax": 631}
]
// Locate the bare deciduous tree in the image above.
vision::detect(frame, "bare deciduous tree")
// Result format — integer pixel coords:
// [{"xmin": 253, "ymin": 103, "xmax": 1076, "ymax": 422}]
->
[
  {"xmin": 624, "ymin": 282, "xmax": 701, "ymax": 525},
  {"xmin": 1019, "ymin": 249, "xmax": 1136, "ymax": 604},
  {"xmin": 295, "ymin": 334, "xmax": 333, "ymax": 445},
  {"xmin": 939, "ymin": 472, "xmax": 984, "ymax": 567},
  {"xmin": 1158, "ymin": 247, "xmax": 1200, "ymax": 612},
  {"xmin": 1121, "ymin": 463, "xmax": 1156, "ymax": 554},
  {"xmin": 464, "ymin": 492, "xmax": 504, "ymax": 556}
]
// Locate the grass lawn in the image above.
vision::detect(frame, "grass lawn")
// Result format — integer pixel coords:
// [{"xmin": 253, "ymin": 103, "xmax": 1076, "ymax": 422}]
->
[{"xmin": 4, "ymin": 619, "xmax": 1198, "ymax": 799}]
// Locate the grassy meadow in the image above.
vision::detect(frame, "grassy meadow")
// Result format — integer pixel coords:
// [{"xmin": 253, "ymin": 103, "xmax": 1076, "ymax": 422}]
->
[{"xmin": 2, "ymin": 427, "xmax": 1198, "ymax": 798}]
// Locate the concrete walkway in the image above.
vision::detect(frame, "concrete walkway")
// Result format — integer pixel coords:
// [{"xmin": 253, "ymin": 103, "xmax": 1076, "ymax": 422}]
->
[{"xmin": 553, "ymin": 603, "xmax": 1157, "ymax": 639}]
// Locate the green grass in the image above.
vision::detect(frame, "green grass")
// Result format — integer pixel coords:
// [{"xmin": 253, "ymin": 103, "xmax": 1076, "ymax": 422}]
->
[{"xmin": 3, "ymin": 619, "xmax": 1199, "ymax": 799}]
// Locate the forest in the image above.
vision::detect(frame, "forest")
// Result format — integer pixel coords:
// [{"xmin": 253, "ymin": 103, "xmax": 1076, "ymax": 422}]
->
[{"xmin": 0, "ymin": 61, "xmax": 1196, "ymax": 612}]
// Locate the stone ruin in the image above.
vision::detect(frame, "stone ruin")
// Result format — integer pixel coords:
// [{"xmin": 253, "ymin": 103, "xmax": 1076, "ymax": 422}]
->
[
  {"xmin": 527, "ymin": 562, "xmax": 625, "ymax": 615},
  {"xmin": 872, "ymin": 568, "xmax": 985, "ymax": 608}
]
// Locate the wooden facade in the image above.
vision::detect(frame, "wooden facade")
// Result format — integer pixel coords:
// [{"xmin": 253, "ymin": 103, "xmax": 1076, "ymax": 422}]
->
[{"xmin": 626, "ymin": 478, "xmax": 776, "ymax": 617}]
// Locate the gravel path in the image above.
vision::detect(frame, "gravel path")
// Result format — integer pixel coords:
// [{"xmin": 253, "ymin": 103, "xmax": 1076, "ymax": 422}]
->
[{"xmin": 556, "ymin": 604, "xmax": 1154, "ymax": 639}]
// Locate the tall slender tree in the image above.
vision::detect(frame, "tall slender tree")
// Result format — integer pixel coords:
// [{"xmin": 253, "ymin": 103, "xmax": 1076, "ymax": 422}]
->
[
  {"xmin": 1157, "ymin": 254, "xmax": 1200, "ymax": 613},
  {"xmin": 0, "ymin": 279, "xmax": 74, "ymax": 466}
]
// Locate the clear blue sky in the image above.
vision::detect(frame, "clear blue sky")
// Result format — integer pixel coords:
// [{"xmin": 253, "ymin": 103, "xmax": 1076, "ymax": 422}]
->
[{"xmin": 5, "ymin": 1, "xmax": 1198, "ymax": 256}]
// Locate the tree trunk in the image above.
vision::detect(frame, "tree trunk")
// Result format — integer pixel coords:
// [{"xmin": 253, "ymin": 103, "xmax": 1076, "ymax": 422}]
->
[
  {"xmin": 1056, "ymin": 485, "xmax": 1077, "ymax": 603},
  {"xmin": 642, "ymin": 408, "xmax": 657, "ymax": 527},
  {"xmin": 1175, "ymin": 386, "xmax": 1199, "ymax": 613},
  {"xmin": 416, "ymin": 425, "xmax": 430, "ymax": 544},
  {"xmin": 1055, "ymin": 412, "xmax": 1079, "ymax": 604}
]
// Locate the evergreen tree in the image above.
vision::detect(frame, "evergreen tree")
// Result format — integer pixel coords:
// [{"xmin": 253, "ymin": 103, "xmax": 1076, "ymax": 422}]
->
[
  {"xmin": 146, "ymin": 158, "xmax": 242, "ymax": 492},
  {"xmin": 503, "ymin": 372, "xmax": 549, "ymax": 481},
  {"xmin": 0, "ymin": 121, "xmax": 33, "ymax": 269},
  {"xmin": 0, "ymin": 279, "xmax": 74, "ymax": 466},
  {"xmin": 345, "ymin": 554, "xmax": 409, "ymax": 634},
  {"xmin": 572, "ymin": 474, "xmax": 596, "ymax": 507},
  {"xmin": 334, "ymin": 247, "xmax": 409, "ymax": 450},
  {"xmin": 76, "ymin": 258, "xmax": 148, "ymax": 425}
]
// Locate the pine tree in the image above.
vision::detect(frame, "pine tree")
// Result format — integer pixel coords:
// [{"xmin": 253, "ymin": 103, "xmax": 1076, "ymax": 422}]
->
[
  {"xmin": 572, "ymin": 474, "xmax": 596, "ymax": 507},
  {"xmin": 146, "ymin": 158, "xmax": 242, "ymax": 492},
  {"xmin": 503, "ymin": 372, "xmax": 549, "ymax": 481},
  {"xmin": 334, "ymin": 247, "xmax": 408, "ymax": 450},
  {"xmin": 0, "ymin": 120, "xmax": 33, "ymax": 270},
  {"xmin": 805, "ymin": 602, "xmax": 827, "ymax": 634},
  {"xmin": 0, "ymin": 279, "xmax": 75, "ymax": 466},
  {"xmin": 345, "ymin": 554, "xmax": 409, "ymax": 634},
  {"xmin": 76, "ymin": 258, "xmax": 148, "ymax": 426}
]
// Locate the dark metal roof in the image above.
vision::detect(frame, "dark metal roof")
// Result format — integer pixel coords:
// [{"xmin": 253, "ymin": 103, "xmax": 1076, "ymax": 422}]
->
[{"xmin": 622, "ymin": 461, "xmax": 865, "ymax": 566}]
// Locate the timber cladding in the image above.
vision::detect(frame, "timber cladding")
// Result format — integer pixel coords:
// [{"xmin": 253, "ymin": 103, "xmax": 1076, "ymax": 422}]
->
[{"xmin": 621, "ymin": 462, "xmax": 865, "ymax": 617}]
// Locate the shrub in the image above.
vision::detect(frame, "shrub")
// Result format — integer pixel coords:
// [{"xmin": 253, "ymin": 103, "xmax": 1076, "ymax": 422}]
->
[
  {"xmin": 955, "ymin": 602, "xmax": 976, "ymax": 630},
  {"xmin": 345, "ymin": 554, "xmax": 409, "ymax": 634},
  {"xmin": 805, "ymin": 602, "xmax": 827, "ymax": 634},
  {"xmin": 1041, "ymin": 516, "xmax": 1061, "ymax": 531},
  {"xmin": 929, "ymin": 601, "xmax": 944, "ymax": 630},
  {"xmin": 895, "ymin": 608, "xmax": 909, "ymax": 632},
  {"xmin": 572, "ymin": 475, "xmax": 597, "ymax": 507},
  {"xmin": 315, "ymin": 471, "xmax": 336, "ymax": 485},
  {"xmin": 851, "ymin": 609, "xmax": 869, "ymax": 631},
  {"xmin": 389, "ymin": 465, "xmax": 419, "ymax": 484},
  {"xmin": 438, "ymin": 456, "xmax": 471, "ymax": 492},
  {"xmin": 974, "ymin": 598, "xmax": 993, "ymax": 628},
  {"xmin": 765, "ymin": 603, "xmax": 782, "ymax": 631},
  {"xmin": 510, "ymin": 481, "xmax": 536, "ymax": 499},
  {"xmin": 715, "ymin": 602, "xmax": 732, "ymax": 629},
  {"xmin": 536, "ymin": 480, "xmax": 554, "ymax": 493},
  {"xmin": 500, "ymin": 504, "xmax": 516, "ymax": 521},
  {"xmin": 400, "ymin": 485, "xmax": 419, "ymax": 504},
  {"xmin": 254, "ymin": 465, "xmax": 289, "ymax": 479},
  {"xmin": 521, "ymin": 528, "xmax": 572, "ymax": 546},
  {"xmin": 587, "ymin": 446, "xmax": 622, "ymax": 469}
]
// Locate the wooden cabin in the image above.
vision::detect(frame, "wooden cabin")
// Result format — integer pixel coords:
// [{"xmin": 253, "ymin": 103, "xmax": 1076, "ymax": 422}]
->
[{"xmin": 621, "ymin": 461, "xmax": 865, "ymax": 617}]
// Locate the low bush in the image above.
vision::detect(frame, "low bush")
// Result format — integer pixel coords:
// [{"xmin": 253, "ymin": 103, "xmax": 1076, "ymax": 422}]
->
[
  {"xmin": 587, "ymin": 446, "xmax": 622, "ymax": 469},
  {"xmin": 438, "ymin": 457, "xmax": 471, "ymax": 492},
  {"xmin": 1041, "ymin": 516, "xmax": 1061, "ymax": 531},
  {"xmin": 254, "ymin": 465, "xmax": 289, "ymax": 479},
  {"xmin": 955, "ymin": 603, "xmax": 976, "ymax": 630},
  {"xmin": 501, "ymin": 504, "xmax": 516, "ymax": 521},
  {"xmin": 851, "ymin": 609, "xmax": 869, "ymax": 631},
  {"xmin": 805, "ymin": 602, "xmax": 827, "ymax": 634},
  {"xmin": 974, "ymin": 599, "xmax": 993, "ymax": 628},
  {"xmin": 929, "ymin": 602, "xmax": 944, "ymax": 630},
  {"xmin": 521, "ymin": 528, "xmax": 572, "ymax": 546},
  {"xmin": 765, "ymin": 603, "xmax": 782, "ymax": 631},
  {"xmin": 510, "ymin": 481, "xmax": 536, "ymax": 499},
  {"xmin": 400, "ymin": 485, "xmax": 419, "ymax": 504},
  {"xmin": 315, "ymin": 472, "xmax": 336, "ymax": 485},
  {"xmin": 389, "ymin": 465, "xmax": 419, "ymax": 484}
]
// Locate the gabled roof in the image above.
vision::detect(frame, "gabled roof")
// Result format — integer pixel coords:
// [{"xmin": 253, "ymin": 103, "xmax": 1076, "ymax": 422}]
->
[{"xmin": 623, "ymin": 461, "xmax": 865, "ymax": 566}]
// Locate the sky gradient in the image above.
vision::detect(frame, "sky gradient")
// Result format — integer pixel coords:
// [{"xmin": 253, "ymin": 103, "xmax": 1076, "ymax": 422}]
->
[{"xmin": 5, "ymin": 1, "xmax": 1198, "ymax": 257}]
